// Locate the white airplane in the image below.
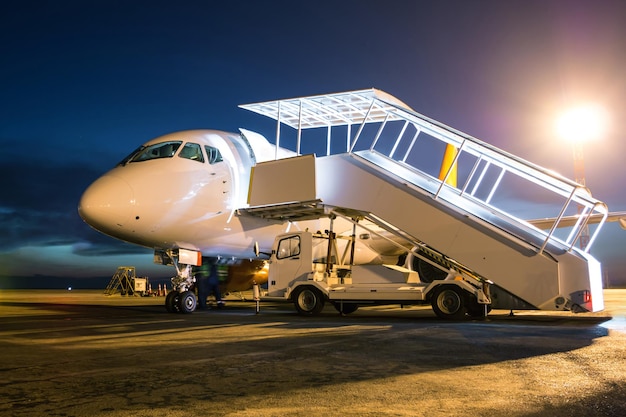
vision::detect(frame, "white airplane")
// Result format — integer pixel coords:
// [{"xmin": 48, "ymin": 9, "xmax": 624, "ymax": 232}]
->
[
  {"xmin": 79, "ymin": 90, "xmax": 625, "ymax": 314},
  {"xmin": 78, "ymin": 128, "xmax": 406, "ymax": 312}
]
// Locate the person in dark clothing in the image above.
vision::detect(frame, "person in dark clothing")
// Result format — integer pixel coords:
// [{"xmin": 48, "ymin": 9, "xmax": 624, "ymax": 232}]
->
[
  {"xmin": 194, "ymin": 262, "xmax": 210, "ymax": 309},
  {"xmin": 207, "ymin": 262, "xmax": 224, "ymax": 308}
]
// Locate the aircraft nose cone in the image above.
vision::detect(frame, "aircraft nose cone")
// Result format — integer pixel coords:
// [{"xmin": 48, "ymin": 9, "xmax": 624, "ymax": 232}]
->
[{"xmin": 78, "ymin": 174, "xmax": 134, "ymax": 234}]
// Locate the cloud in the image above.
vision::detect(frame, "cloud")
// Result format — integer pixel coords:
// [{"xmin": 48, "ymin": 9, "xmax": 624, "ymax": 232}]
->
[
  {"xmin": 0, "ymin": 148, "xmax": 151, "ymax": 265},
  {"xmin": 70, "ymin": 240, "xmax": 151, "ymax": 257},
  {"xmin": 0, "ymin": 151, "xmax": 100, "ymax": 246},
  {"xmin": 0, "ymin": 242, "xmax": 168, "ymax": 279},
  {"xmin": 0, "ymin": 147, "xmax": 166, "ymax": 279}
]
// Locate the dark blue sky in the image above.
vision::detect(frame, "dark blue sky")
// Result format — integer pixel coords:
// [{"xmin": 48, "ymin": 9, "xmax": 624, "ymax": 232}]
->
[{"xmin": 1, "ymin": 0, "xmax": 625, "ymax": 287}]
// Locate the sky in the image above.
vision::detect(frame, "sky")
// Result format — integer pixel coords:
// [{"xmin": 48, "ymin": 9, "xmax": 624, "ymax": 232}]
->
[{"xmin": 1, "ymin": 0, "xmax": 625, "ymax": 288}]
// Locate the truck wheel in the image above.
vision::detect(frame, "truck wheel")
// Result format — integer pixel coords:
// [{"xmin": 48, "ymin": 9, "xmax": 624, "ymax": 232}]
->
[
  {"xmin": 165, "ymin": 291, "xmax": 180, "ymax": 313},
  {"xmin": 332, "ymin": 302, "xmax": 359, "ymax": 315},
  {"xmin": 293, "ymin": 286, "xmax": 325, "ymax": 316},
  {"xmin": 178, "ymin": 290, "xmax": 197, "ymax": 314},
  {"xmin": 431, "ymin": 286, "xmax": 467, "ymax": 320}
]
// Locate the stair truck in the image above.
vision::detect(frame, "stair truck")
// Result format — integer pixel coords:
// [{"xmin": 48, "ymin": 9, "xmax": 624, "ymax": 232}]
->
[{"xmin": 264, "ymin": 226, "xmax": 492, "ymax": 319}]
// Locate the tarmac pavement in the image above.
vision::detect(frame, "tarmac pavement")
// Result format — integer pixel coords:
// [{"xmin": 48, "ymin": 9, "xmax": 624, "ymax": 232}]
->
[{"xmin": 0, "ymin": 289, "xmax": 625, "ymax": 416}]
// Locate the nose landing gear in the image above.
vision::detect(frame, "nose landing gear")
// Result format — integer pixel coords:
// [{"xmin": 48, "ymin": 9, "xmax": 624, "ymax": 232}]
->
[{"xmin": 165, "ymin": 263, "xmax": 198, "ymax": 314}]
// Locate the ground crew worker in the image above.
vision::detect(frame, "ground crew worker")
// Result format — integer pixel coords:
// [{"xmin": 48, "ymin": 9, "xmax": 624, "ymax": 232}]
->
[
  {"xmin": 208, "ymin": 261, "xmax": 224, "ymax": 308},
  {"xmin": 194, "ymin": 261, "xmax": 210, "ymax": 309}
]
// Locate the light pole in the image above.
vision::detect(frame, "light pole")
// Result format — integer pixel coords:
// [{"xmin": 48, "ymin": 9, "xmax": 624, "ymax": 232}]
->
[
  {"xmin": 572, "ymin": 136, "xmax": 590, "ymax": 249},
  {"xmin": 555, "ymin": 104, "xmax": 607, "ymax": 250}
]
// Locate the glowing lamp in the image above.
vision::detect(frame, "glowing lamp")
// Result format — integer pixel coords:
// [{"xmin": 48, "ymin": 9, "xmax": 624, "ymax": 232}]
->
[{"xmin": 555, "ymin": 104, "xmax": 608, "ymax": 143}]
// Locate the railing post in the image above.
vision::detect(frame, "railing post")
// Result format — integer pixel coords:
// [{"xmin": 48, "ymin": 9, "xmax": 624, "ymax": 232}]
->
[
  {"xmin": 539, "ymin": 187, "xmax": 577, "ymax": 255},
  {"xmin": 583, "ymin": 202, "xmax": 608, "ymax": 252},
  {"xmin": 389, "ymin": 120, "xmax": 409, "ymax": 159},
  {"xmin": 401, "ymin": 127, "xmax": 420, "ymax": 163},
  {"xmin": 435, "ymin": 140, "xmax": 466, "ymax": 198},
  {"xmin": 368, "ymin": 113, "xmax": 390, "ymax": 152},
  {"xmin": 486, "ymin": 167, "xmax": 506, "ymax": 204},
  {"xmin": 297, "ymin": 100, "xmax": 302, "ymax": 155},
  {"xmin": 274, "ymin": 101, "xmax": 281, "ymax": 160},
  {"xmin": 349, "ymin": 100, "xmax": 376, "ymax": 153},
  {"xmin": 461, "ymin": 155, "xmax": 483, "ymax": 196}
]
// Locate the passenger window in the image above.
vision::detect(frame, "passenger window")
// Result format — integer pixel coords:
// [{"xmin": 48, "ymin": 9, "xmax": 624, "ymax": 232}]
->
[
  {"xmin": 130, "ymin": 141, "xmax": 182, "ymax": 162},
  {"xmin": 205, "ymin": 146, "xmax": 223, "ymax": 165},
  {"xmin": 277, "ymin": 236, "xmax": 301, "ymax": 259},
  {"xmin": 178, "ymin": 142, "xmax": 204, "ymax": 163}
]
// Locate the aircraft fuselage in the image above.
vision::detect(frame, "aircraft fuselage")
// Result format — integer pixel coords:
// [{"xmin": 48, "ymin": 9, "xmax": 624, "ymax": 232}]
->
[{"xmin": 79, "ymin": 130, "xmax": 306, "ymax": 258}]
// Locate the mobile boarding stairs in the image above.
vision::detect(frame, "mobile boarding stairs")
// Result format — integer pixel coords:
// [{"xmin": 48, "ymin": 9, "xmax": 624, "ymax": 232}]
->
[{"xmin": 239, "ymin": 89, "xmax": 608, "ymax": 313}]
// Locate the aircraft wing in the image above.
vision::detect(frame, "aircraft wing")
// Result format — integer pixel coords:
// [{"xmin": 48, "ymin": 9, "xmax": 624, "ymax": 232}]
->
[{"xmin": 527, "ymin": 211, "xmax": 626, "ymax": 230}]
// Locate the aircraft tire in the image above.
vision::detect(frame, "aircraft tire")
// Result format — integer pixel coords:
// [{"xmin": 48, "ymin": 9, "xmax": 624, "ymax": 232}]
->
[
  {"xmin": 165, "ymin": 291, "xmax": 180, "ymax": 313},
  {"xmin": 332, "ymin": 302, "xmax": 359, "ymax": 315},
  {"xmin": 431, "ymin": 286, "xmax": 467, "ymax": 320},
  {"xmin": 293, "ymin": 286, "xmax": 325, "ymax": 316},
  {"xmin": 178, "ymin": 291, "xmax": 197, "ymax": 314}
]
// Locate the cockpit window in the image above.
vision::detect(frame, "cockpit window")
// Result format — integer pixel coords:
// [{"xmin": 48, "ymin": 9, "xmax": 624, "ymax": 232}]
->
[
  {"xmin": 178, "ymin": 142, "xmax": 204, "ymax": 162},
  {"xmin": 205, "ymin": 146, "xmax": 223, "ymax": 165},
  {"xmin": 117, "ymin": 145, "xmax": 144, "ymax": 166},
  {"xmin": 129, "ymin": 141, "xmax": 182, "ymax": 163}
]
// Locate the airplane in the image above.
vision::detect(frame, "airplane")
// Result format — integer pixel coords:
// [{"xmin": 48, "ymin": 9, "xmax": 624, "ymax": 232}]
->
[
  {"xmin": 78, "ymin": 128, "xmax": 405, "ymax": 312},
  {"xmin": 79, "ymin": 90, "xmax": 625, "ymax": 314}
]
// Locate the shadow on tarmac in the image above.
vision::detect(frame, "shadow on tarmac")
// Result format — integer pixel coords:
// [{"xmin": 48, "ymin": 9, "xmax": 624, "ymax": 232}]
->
[
  {"xmin": 1, "ymin": 291, "xmax": 624, "ymax": 416},
  {"xmin": 0, "ymin": 297, "xmax": 612, "ymax": 367}
]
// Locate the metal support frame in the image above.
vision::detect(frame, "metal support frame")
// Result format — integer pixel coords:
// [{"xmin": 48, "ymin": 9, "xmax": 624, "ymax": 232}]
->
[{"xmin": 240, "ymin": 89, "xmax": 608, "ymax": 253}]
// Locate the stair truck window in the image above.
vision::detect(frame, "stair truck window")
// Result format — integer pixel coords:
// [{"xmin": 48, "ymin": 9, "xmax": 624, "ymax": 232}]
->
[
  {"xmin": 277, "ymin": 236, "xmax": 301, "ymax": 259},
  {"xmin": 129, "ymin": 141, "xmax": 183, "ymax": 163},
  {"xmin": 178, "ymin": 142, "xmax": 204, "ymax": 162},
  {"xmin": 205, "ymin": 146, "xmax": 223, "ymax": 165}
]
